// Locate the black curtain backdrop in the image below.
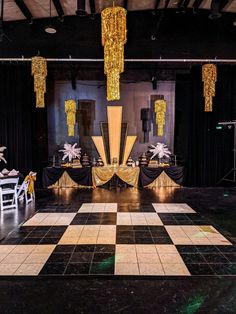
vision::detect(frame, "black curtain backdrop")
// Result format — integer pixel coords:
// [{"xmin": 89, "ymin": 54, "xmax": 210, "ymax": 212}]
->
[
  {"xmin": 0, "ymin": 64, "xmax": 48, "ymax": 184},
  {"xmin": 175, "ymin": 66, "xmax": 236, "ymax": 186}
]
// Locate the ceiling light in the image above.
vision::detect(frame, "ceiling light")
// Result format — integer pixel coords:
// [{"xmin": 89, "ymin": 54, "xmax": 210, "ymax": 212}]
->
[
  {"xmin": 233, "ymin": 21, "xmax": 236, "ymax": 27},
  {"xmin": 44, "ymin": 25, "xmax": 57, "ymax": 34}
]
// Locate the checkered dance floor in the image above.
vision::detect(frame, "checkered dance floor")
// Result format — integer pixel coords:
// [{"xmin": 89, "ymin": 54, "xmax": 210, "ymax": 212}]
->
[{"xmin": 0, "ymin": 203, "xmax": 235, "ymax": 276}]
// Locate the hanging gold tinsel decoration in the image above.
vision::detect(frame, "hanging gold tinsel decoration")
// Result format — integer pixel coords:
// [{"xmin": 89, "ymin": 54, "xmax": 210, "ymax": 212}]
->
[
  {"xmin": 65, "ymin": 99, "xmax": 76, "ymax": 136},
  {"xmin": 31, "ymin": 56, "xmax": 47, "ymax": 108},
  {"xmin": 154, "ymin": 100, "xmax": 166, "ymax": 137},
  {"xmin": 101, "ymin": 4, "xmax": 127, "ymax": 101},
  {"xmin": 202, "ymin": 64, "xmax": 217, "ymax": 112}
]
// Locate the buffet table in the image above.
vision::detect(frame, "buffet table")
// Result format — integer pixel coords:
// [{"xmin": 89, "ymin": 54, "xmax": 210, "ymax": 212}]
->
[{"xmin": 43, "ymin": 166, "xmax": 183, "ymax": 189}]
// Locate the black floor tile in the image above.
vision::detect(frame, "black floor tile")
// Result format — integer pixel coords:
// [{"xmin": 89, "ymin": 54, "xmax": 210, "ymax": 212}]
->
[
  {"xmin": 45, "ymin": 231, "xmax": 65, "ymax": 238},
  {"xmin": 74, "ymin": 245, "xmax": 96, "ymax": 253},
  {"xmin": 216, "ymin": 245, "xmax": 236, "ymax": 254},
  {"xmin": 116, "ymin": 237, "xmax": 135, "ymax": 244},
  {"xmin": 176, "ymin": 245, "xmax": 198, "ymax": 254},
  {"xmin": 47, "ymin": 253, "xmax": 71, "ymax": 264},
  {"xmin": 21, "ymin": 238, "xmax": 42, "ymax": 244},
  {"xmin": 152, "ymin": 237, "xmax": 173, "ymax": 244},
  {"xmin": 186, "ymin": 263, "xmax": 215, "ymax": 275},
  {"xmin": 195, "ymin": 245, "xmax": 219, "ymax": 253},
  {"xmin": 34, "ymin": 226, "xmax": 51, "ymax": 232},
  {"xmin": 222, "ymin": 253, "xmax": 236, "ymax": 263},
  {"xmin": 93, "ymin": 253, "xmax": 115, "ymax": 263},
  {"xmin": 210, "ymin": 263, "xmax": 236, "ymax": 275},
  {"xmin": 40, "ymin": 237, "xmax": 60, "ymax": 244},
  {"xmin": 54, "ymin": 245, "xmax": 75, "ymax": 253},
  {"xmin": 90, "ymin": 262, "xmax": 114, "ymax": 275},
  {"xmin": 65, "ymin": 263, "xmax": 90, "ymax": 275},
  {"xmin": 202, "ymin": 253, "xmax": 229, "ymax": 264},
  {"xmin": 95, "ymin": 245, "xmax": 115, "ymax": 253},
  {"xmin": 135, "ymin": 237, "xmax": 154, "ymax": 244},
  {"xmin": 28, "ymin": 231, "xmax": 48, "ymax": 238},
  {"xmin": 40, "ymin": 263, "xmax": 67, "ymax": 275},
  {"xmin": 0, "ymin": 237, "xmax": 23, "ymax": 244},
  {"xmin": 70, "ymin": 252, "xmax": 93, "ymax": 263},
  {"xmin": 181, "ymin": 253, "xmax": 206, "ymax": 264}
]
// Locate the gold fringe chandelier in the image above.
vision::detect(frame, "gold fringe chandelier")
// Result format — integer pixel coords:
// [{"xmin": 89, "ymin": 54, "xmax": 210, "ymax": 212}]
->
[
  {"xmin": 65, "ymin": 99, "xmax": 76, "ymax": 136},
  {"xmin": 154, "ymin": 99, "xmax": 166, "ymax": 137},
  {"xmin": 202, "ymin": 64, "xmax": 217, "ymax": 112},
  {"xmin": 31, "ymin": 56, "xmax": 47, "ymax": 108},
  {"xmin": 101, "ymin": 3, "xmax": 127, "ymax": 101}
]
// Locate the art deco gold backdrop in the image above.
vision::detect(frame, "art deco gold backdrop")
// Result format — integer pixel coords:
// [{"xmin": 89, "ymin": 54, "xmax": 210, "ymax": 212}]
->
[
  {"xmin": 154, "ymin": 99, "xmax": 167, "ymax": 136},
  {"xmin": 65, "ymin": 99, "xmax": 76, "ymax": 136},
  {"xmin": 101, "ymin": 5, "xmax": 127, "ymax": 101}
]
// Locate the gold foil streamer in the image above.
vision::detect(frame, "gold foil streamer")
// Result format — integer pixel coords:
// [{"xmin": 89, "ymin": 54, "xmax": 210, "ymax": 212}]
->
[
  {"xmin": 31, "ymin": 56, "xmax": 47, "ymax": 108},
  {"xmin": 101, "ymin": 6, "xmax": 127, "ymax": 101},
  {"xmin": 202, "ymin": 64, "xmax": 217, "ymax": 112},
  {"xmin": 65, "ymin": 99, "xmax": 76, "ymax": 136},
  {"xmin": 154, "ymin": 100, "xmax": 166, "ymax": 136}
]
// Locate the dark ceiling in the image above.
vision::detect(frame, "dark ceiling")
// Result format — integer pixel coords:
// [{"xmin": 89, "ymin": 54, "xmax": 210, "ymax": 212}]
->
[
  {"xmin": 0, "ymin": 1, "xmax": 236, "ymax": 82},
  {"xmin": 1, "ymin": 9, "xmax": 236, "ymax": 59}
]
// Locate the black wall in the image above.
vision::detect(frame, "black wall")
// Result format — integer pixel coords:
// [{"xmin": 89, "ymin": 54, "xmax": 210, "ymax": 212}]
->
[
  {"xmin": 175, "ymin": 66, "xmax": 236, "ymax": 186},
  {"xmin": 0, "ymin": 64, "xmax": 48, "ymax": 185}
]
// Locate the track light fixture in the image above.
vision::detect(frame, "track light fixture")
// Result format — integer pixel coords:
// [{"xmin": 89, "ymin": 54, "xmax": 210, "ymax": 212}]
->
[
  {"xmin": 44, "ymin": 0, "xmax": 57, "ymax": 34},
  {"xmin": 76, "ymin": 0, "xmax": 87, "ymax": 16}
]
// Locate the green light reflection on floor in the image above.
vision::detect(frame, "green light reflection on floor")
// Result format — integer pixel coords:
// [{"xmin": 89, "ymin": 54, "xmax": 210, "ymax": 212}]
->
[
  {"xmin": 180, "ymin": 295, "xmax": 205, "ymax": 314},
  {"xmin": 94, "ymin": 256, "xmax": 115, "ymax": 271}
]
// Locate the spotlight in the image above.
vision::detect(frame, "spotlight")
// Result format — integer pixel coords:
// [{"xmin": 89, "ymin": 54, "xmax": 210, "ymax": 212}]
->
[
  {"xmin": 209, "ymin": 0, "xmax": 222, "ymax": 20},
  {"xmin": 76, "ymin": 0, "xmax": 87, "ymax": 16}
]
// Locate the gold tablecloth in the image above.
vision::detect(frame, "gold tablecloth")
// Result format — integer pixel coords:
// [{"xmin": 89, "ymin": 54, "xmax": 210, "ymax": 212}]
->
[{"xmin": 92, "ymin": 166, "xmax": 140, "ymax": 188}]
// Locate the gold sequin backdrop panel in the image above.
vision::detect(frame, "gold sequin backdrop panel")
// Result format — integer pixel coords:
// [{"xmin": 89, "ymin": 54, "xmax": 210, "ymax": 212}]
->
[{"xmin": 107, "ymin": 106, "xmax": 122, "ymax": 163}]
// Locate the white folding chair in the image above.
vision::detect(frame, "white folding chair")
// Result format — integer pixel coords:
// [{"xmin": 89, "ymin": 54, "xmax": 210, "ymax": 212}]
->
[{"xmin": 0, "ymin": 178, "xmax": 19, "ymax": 211}]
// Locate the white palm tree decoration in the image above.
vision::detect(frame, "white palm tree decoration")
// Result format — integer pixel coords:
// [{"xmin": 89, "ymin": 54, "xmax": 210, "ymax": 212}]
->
[
  {"xmin": 0, "ymin": 146, "xmax": 7, "ymax": 163},
  {"xmin": 149, "ymin": 142, "xmax": 171, "ymax": 160},
  {"xmin": 59, "ymin": 143, "xmax": 81, "ymax": 162}
]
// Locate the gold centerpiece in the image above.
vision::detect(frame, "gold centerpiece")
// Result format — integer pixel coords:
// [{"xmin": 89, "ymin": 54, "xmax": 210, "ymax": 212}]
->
[
  {"xmin": 101, "ymin": 4, "xmax": 127, "ymax": 101},
  {"xmin": 31, "ymin": 56, "xmax": 47, "ymax": 108},
  {"xmin": 202, "ymin": 64, "xmax": 217, "ymax": 112},
  {"xmin": 65, "ymin": 99, "xmax": 76, "ymax": 136},
  {"xmin": 154, "ymin": 99, "xmax": 166, "ymax": 136}
]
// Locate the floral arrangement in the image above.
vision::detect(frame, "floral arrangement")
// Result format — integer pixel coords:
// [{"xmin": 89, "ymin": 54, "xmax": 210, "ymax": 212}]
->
[
  {"xmin": 0, "ymin": 146, "xmax": 7, "ymax": 163},
  {"xmin": 149, "ymin": 142, "xmax": 171, "ymax": 160},
  {"xmin": 59, "ymin": 143, "xmax": 81, "ymax": 162}
]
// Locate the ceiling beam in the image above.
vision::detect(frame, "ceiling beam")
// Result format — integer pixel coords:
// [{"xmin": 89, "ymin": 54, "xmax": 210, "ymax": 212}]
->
[
  {"xmin": 178, "ymin": 0, "xmax": 191, "ymax": 9},
  {"xmin": 192, "ymin": 0, "xmax": 204, "ymax": 8},
  {"xmin": 52, "ymin": 0, "xmax": 64, "ymax": 21},
  {"xmin": 89, "ymin": 0, "xmax": 96, "ymax": 14},
  {"xmin": 14, "ymin": 0, "xmax": 33, "ymax": 23}
]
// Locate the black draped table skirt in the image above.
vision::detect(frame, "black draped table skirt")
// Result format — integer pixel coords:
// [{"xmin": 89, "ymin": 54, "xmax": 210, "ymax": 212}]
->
[
  {"xmin": 42, "ymin": 166, "xmax": 184, "ymax": 188},
  {"xmin": 42, "ymin": 167, "xmax": 93, "ymax": 188},
  {"xmin": 139, "ymin": 166, "xmax": 184, "ymax": 187}
]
